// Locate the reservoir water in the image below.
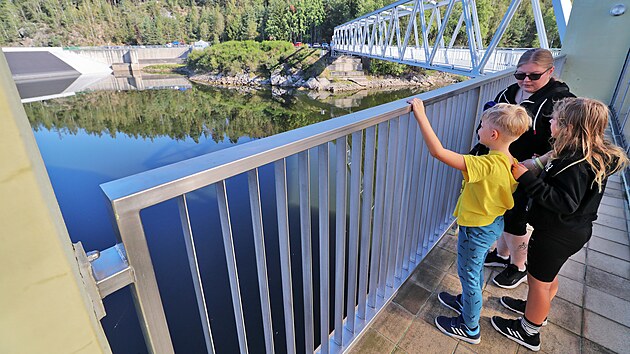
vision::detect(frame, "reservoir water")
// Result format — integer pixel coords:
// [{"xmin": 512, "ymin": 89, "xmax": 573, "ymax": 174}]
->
[{"xmin": 24, "ymin": 77, "xmax": 428, "ymax": 353}]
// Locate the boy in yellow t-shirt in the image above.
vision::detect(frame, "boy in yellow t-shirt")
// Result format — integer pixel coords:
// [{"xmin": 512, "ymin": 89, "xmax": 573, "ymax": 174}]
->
[{"xmin": 408, "ymin": 98, "xmax": 530, "ymax": 344}]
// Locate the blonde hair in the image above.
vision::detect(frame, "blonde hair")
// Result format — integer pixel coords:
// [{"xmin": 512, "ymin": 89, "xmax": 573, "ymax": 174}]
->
[
  {"xmin": 551, "ymin": 97, "xmax": 629, "ymax": 191},
  {"xmin": 517, "ymin": 48, "xmax": 554, "ymax": 69},
  {"xmin": 481, "ymin": 103, "xmax": 531, "ymax": 139}
]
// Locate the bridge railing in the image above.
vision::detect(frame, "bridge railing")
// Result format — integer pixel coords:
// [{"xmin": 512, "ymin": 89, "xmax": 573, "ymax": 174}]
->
[
  {"xmin": 609, "ymin": 48, "xmax": 630, "ymax": 215},
  {"xmin": 332, "ymin": 45, "xmax": 561, "ymax": 75},
  {"xmin": 96, "ymin": 61, "xmax": 552, "ymax": 353}
]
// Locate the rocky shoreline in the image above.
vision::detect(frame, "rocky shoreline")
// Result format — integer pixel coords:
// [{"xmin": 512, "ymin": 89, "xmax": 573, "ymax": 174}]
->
[{"xmin": 188, "ymin": 71, "xmax": 461, "ymax": 93}]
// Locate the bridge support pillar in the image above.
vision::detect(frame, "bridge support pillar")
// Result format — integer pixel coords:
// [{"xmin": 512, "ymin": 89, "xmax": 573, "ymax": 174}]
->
[{"xmin": 561, "ymin": 0, "xmax": 630, "ymax": 102}]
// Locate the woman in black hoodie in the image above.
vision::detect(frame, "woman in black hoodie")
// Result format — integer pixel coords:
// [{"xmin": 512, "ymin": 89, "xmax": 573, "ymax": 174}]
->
[
  {"xmin": 491, "ymin": 98, "xmax": 629, "ymax": 351},
  {"xmin": 481, "ymin": 49, "xmax": 576, "ymax": 290}
]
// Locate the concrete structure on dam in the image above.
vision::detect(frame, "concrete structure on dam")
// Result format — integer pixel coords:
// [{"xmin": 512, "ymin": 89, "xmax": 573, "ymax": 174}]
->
[{"xmin": 2, "ymin": 46, "xmax": 192, "ymax": 102}]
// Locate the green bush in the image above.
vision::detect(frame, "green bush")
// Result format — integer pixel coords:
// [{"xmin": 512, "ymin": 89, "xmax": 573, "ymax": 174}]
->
[
  {"xmin": 187, "ymin": 40, "xmax": 295, "ymax": 76},
  {"xmin": 369, "ymin": 59, "xmax": 408, "ymax": 77}
]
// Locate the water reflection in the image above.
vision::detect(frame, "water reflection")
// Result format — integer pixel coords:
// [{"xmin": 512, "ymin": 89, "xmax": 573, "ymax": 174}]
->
[
  {"xmin": 16, "ymin": 73, "xmax": 192, "ymax": 103},
  {"xmin": 26, "ymin": 83, "xmax": 427, "ymax": 142}
]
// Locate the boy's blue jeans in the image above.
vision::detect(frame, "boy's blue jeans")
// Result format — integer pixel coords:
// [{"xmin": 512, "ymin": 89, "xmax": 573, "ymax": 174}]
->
[{"xmin": 457, "ymin": 215, "xmax": 504, "ymax": 329}]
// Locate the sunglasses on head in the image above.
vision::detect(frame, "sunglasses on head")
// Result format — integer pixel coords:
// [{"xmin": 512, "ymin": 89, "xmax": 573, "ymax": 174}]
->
[{"xmin": 513, "ymin": 67, "xmax": 551, "ymax": 81}]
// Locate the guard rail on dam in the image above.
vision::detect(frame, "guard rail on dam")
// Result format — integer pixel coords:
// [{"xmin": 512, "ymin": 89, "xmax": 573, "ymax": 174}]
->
[
  {"xmin": 94, "ymin": 56, "xmax": 566, "ymax": 353},
  {"xmin": 66, "ymin": 46, "xmax": 191, "ymax": 67}
]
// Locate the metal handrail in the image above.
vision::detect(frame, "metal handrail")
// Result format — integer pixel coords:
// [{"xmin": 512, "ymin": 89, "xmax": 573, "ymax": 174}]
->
[
  {"xmin": 98, "ymin": 63, "xmax": 529, "ymax": 353},
  {"xmin": 608, "ymin": 49, "xmax": 630, "ymax": 241}
]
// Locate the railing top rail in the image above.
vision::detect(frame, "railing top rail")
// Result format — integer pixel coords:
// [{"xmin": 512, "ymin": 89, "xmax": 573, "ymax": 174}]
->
[{"xmin": 100, "ymin": 65, "xmax": 518, "ymax": 213}]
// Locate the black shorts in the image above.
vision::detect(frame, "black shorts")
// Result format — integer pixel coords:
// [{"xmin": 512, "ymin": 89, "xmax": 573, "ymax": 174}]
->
[
  {"xmin": 504, "ymin": 191, "xmax": 529, "ymax": 236},
  {"xmin": 527, "ymin": 227, "xmax": 592, "ymax": 282}
]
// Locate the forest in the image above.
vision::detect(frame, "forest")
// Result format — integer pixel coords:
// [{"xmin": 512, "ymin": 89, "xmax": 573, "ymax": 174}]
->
[{"xmin": 0, "ymin": 0, "xmax": 561, "ymax": 48}]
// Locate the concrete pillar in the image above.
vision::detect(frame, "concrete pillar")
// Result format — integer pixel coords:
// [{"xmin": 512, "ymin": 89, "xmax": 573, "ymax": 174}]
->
[
  {"xmin": 0, "ymin": 52, "xmax": 111, "ymax": 353},
  {"xmin": 560, "ymin": 0, "xmax": 630, "ymax": 102},
  {"xmin": 129, "ymin": 50, "xmax": 141, "ymax": 75}
]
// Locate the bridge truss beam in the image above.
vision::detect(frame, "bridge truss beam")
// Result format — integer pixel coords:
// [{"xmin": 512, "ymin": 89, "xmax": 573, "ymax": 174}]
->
[{"xmin": 332, "ymin": 0, "xmax": 563, "ymax": 77}]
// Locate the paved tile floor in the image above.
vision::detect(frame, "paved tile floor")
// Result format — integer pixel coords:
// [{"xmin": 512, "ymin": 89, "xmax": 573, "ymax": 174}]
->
[{"xmin": 349, "ymin": 174, "xmax": 630, "ymax": 353}]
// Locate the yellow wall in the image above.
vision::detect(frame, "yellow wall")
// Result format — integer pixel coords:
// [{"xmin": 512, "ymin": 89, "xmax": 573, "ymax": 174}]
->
[
  {"xmin": 561, "ymin": 0, "xmax": 630, "ymax": 102},
  {"xmin": 0, "ymin": 53, "xmax": 111, "ymax": 352}
]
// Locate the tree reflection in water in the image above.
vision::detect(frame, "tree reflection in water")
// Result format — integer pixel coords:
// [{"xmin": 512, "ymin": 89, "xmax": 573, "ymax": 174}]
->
[{"xmin": 24, "ymin": 85, "xmax": 428, "ymax": 143}]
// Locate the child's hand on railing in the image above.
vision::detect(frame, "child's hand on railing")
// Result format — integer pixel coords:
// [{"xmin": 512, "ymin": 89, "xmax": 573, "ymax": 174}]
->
[
  {"xmin": 511, "ymin": 160, "xmax": 528, "ymax": 180},
  {"xmin": 407, "ymin": 98, "xmax": 425, "ymax": 113}
]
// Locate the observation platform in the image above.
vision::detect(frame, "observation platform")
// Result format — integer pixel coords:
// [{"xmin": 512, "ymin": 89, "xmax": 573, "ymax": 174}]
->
[{"xmin": 350, "ymin": 173, "xmax": 630, "ymax": 353}]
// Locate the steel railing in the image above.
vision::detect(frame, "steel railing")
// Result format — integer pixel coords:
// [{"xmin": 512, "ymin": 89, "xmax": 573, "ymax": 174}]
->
[
  {"xmin": 92, "ymin": 63, "xmax": 536, "ymax": 353},
  {"xmin": 609, "ymin": 48, "xmax": 630, "ymax": 238},
  {"xmin": 331, "ymin": 0, "xmax": 566, "ymax": 76}
]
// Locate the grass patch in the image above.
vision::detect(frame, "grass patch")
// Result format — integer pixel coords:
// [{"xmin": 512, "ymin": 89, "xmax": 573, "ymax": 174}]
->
[{"xmin": 142, "ymin": 64, "xmax": 186, "ymax": 74}]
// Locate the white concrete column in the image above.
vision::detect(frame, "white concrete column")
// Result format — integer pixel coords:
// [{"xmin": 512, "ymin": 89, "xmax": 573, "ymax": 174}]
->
[
  {"xmin": 0, "ymin": 52, "xmax": 111, "ymax": 353},
  {"xmin": 560, "ymin": 0, "xmax": 630, "ymax": 103}
]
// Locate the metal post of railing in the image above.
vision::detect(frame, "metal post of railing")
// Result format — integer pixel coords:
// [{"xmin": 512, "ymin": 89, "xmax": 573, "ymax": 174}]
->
[
  {"xmin": 345, "ymin": 131, "xmax": 363, "ymax": 332},
  {"xmin": 381, "ymin": 118, "xmax": 399, "ymax": 289},
  {"xmin": 357, "ymin": 126, "xmax": 376, "ymax": 319},
  {"xmin": 368, "ymin": 122, "xmax": 389, "ymax": 307},
  {"xmin": 318, "ymin": 143, "xmax": 331, "ymax": 354},
  {"xmin": 247, "ymin": 170, "xmax": 275, "ymax": 354},
  {"xmin": 177, "ymin": 195, "xmax": 215, "ymax": 354},
  {"xmin": 106, "ymin": 207, "xmax": 174, "ymax": 354},
  {"xmin": 333, "ymin": 137, "xmax": 347, "ymax": 346},
  {"xmin": 298, "ymin": 151, "xmax": 315, "ymax": 354},
  {"xmin": 216, "ymin": 180, "xmax": 248, "ymax": 354},
  {"xmin": 390, "ymin": 115, "xmax": 408, "ymax": 281},
  {"xmin": 401, "ymin": 116, "xmax": 417, "ymax": 270},
  {"xmin": 274, "ymin": 159, "xmax": 296, "ymax": 354}
]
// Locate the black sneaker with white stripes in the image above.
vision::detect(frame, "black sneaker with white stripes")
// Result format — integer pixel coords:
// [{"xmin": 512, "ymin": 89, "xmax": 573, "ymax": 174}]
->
[
  {"xmin": 435, "ymin": 315, "xmax": 481, "ymax": 344},
  {"xmin": 438, "ymin": 291, "xmax": 463, "ymax": 315},
  {"xmin": 500, "ymin": 296, "xmax": 548, "ymax": 326},
  {"xmin": 491, "ymin": 316, "xmax": 540, "ymax": 351}
]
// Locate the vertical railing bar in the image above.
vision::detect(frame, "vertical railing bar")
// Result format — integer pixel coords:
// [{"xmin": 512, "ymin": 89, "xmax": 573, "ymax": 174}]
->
[
  {"xmin": 318, "ymin": 144, "xmax": 330, "ymax": 354},
  {"xmin": 444, "ymin": 94, "xmax": 463, "ymax": 225},
  {"xmin": 442, "ymin": 94, "xmax": 458, "ymax": 230},
  {"xmin": 177, "ymin": 195, "xmax": 215, "ymax": 354},
  {"xmin": 346, "ymin": 131, "xmax": 363, "ymax": 332},
  {"xmin": 421, "ymin": 103, "xmax": 438, "ymax": 250},
  {"xmin": 429, "ymin": 100, "xmax": 446, "ymax": 243},
  {"xmin": 215, "ymin": 180, "xmax": 249, "ymax": 354},
  {"xmin": 433, "ymin": 100, "xmax": 449, "ymax": 243},
  {"xmin": 298, "ymin": 151, "xmax": 315, "ymax": 354},
  {"xmin": 448, "ymin": 93, "xmax": 465, "ymax": 223},
  {"xmin": 401, "ymin": 114, "xmax": 418, "ymax": 270},
  {"xmin": 368, "ymin": 122, "xmax": 389, "ymax": 307},
  {"xmin": 246, "ymin": 170, "xmax": 275, "ymax": 354},
  {"xmin": 113, "ymin": 210, "xmax": 174, "ymax": 354},
  {"xmin": 419, "ymin": 126, "xmax": 432, "ymax": 254},
  {"xmin": 397, "ymin": 114, "xmax": 416, "ymax": 272},
  {"xmin": 333, "ymin": 136, "xmax": 347, "ymax": 346},
  {"xmin": 439, "ymin": 95, "xmax": 460, "ymax": 230},
  {"xmin": 411, "ymin": 104, "xmax": 430, "ymax": 257},
  {"xmin": 274, "ymin": 160, "xmax": 297, "ymax": 354},
  {"xmin": 451, "ymin": 91, "xmax": 472, "ymax": 213},
  {"xmin": 434, "ymin": 99, "xmax": 448, "ymax": 236},
  {"xmin": 378, "ymin": 118, "xmax": 398, "ymax": 292},
  {"xmin": 388, "ymin": 115, "xmax": 407, "ymax": 283},
  {"xmin": 358, "ymin": 126, "xmax": 376, "ymax": 318},
  {"xmin": 409, "ymin": 125, "xmax": 425, "ymax": 262},
  {"xmin": 393, "ymin": 114, "xmax": 409, "ymax": 278}
]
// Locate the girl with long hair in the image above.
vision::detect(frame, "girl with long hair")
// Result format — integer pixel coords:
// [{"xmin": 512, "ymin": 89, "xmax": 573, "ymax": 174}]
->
[{"xmin": 491, "ymin": 97, "xmax": 629, "ymax": 351}]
